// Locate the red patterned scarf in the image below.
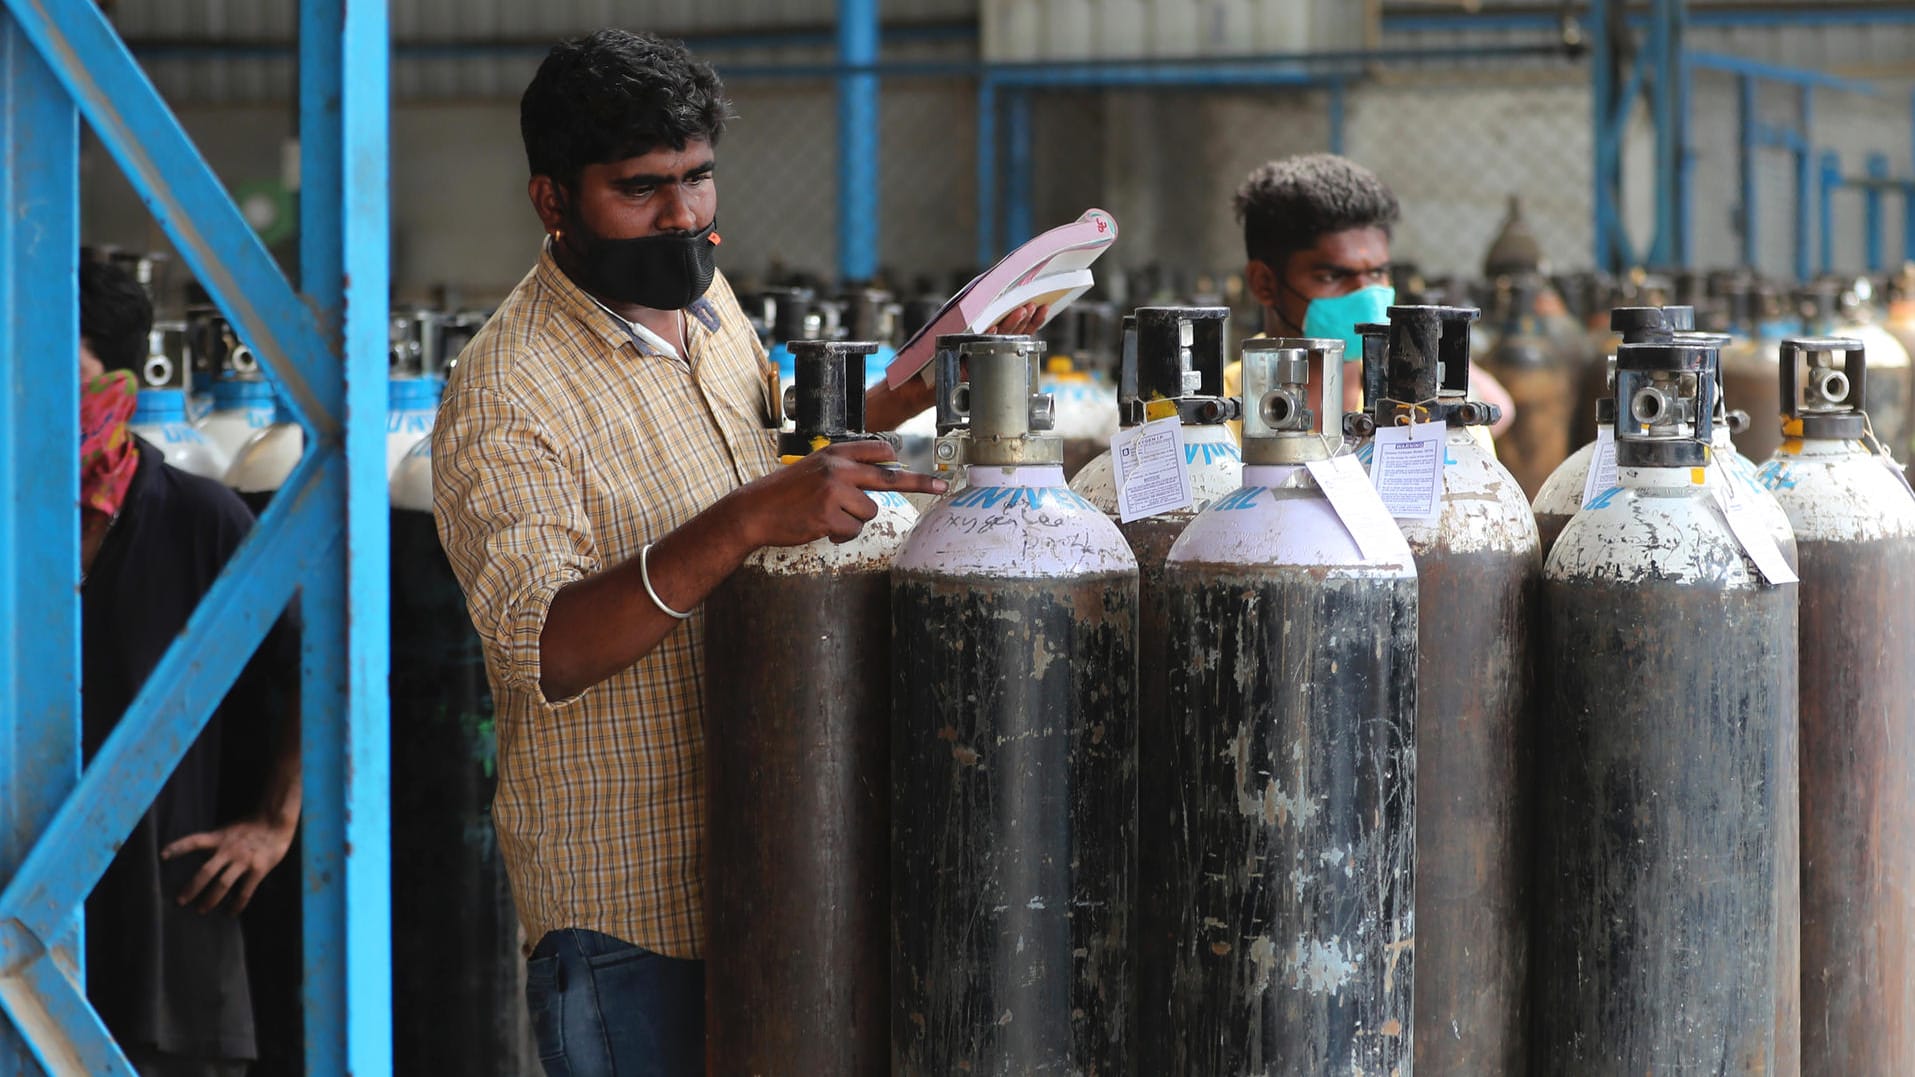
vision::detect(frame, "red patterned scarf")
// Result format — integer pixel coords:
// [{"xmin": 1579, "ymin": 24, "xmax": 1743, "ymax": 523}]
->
[{"xmin": 82, "ymin": 371, "xmax": 139, "ymax": 519}]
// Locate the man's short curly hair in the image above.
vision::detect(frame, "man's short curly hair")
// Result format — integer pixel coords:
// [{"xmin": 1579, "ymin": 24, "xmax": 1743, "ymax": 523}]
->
[
  {"xmin": 520, "ymin": 30, "xmax": 732, "ymax": 189},
  {"xmin": 1233, "ymin": 154, "xmax": 1399, "ymax": 268},
  {"xmin": 80, "ymin": 257, "xmax": 153, "ymax": 375}
]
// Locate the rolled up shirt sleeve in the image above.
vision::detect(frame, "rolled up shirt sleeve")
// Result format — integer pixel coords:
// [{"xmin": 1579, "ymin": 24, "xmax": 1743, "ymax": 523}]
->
[{"xmin": 432, "ymin": 383, "xmax": 600, "ymax": 706}]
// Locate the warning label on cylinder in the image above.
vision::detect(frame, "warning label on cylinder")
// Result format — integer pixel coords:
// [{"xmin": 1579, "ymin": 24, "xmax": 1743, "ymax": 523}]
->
[
  {"xmin": 1112, "ymin": 417, "xmax": 1194, "ymax": 523},
  {"xmin": 1369, "ymin": 420, "xmax": 1446, "ymax": 522}
]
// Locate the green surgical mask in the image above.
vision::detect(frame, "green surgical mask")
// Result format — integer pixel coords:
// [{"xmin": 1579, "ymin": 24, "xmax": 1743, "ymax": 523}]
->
[{"xmin": 1301, "ymin": 285, "xmax": 1396, "ymax": 360}]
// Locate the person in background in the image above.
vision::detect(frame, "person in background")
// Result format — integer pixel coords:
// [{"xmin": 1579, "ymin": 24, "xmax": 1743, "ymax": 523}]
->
[
  {"xmin": 430, "ymin": 30, "xmax": 1043, "ymax": 1076},
  {"xmin": 1223, "ymin": 153, "xmax": 1515, "ymax": 437},
  {"xmin": 79, "ymin": 256, "xmax": 302, "ymax": 1077}
]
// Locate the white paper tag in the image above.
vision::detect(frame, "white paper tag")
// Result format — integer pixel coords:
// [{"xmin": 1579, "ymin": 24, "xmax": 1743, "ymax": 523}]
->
[
  {"xmin": 1881, "ymin": 452, "xmax": 1915, "ymax": 502},
  {"xmin": 1305, "ymin": 455, "xmax": 1410, "ymax": 562},
  {"xmin": 1580, "ymin": 426, "xmax": 1619, "ymax": 506},
  {"xmin": 1111, "ymin": 417, "xmax": 1194, "ymax": 523},
  {"xmin": 1369, "ymin": 420, "xmax": 1446, "ymax": 522},
  {"xmin": 1712, "ymin": 458, "xmax": 1798, "ymax": 585}
]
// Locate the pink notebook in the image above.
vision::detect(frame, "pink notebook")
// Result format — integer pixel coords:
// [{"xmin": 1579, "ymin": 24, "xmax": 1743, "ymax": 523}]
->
[{"xmin": 885, "ymin": 208, "xmax": 1120, "ymax": 389}]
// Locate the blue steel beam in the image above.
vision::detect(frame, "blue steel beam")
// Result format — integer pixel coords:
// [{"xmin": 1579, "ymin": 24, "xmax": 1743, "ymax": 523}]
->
[
  {"xmin": 0, "ymin": 0, "xmax": 338, "ymax": 440},
  {"xmin": 0, "ymin": 950, "xmax": 128, "ymax": 1076},
  {"xmin": 977, "ymin": 77, "xmax": 998, "ymax": 265},
  {"xmin": 1385, "ymin": 6, "xmax": 1915, "ymax": 34},
  {"xmin": 1591, "ymin": 0, "xmax": 1616, "ymax": 270},
  {"xmin": 295, "ymin": 0, "xmax": 392, "ymax": 1073},
  {"xmin": 0, "ymin": 10, "xmax": 87, "ymax": 1075},
  {"xmin": 1005, "ymin": 90, "xmax": 1033, "ymax": 248},
  {"xmin": 0, "ymin": 454, "xmax": 332, "ymax": 957},
  {"xmin": 1820, "ymin": 149, "xmax": 1841, "ymax": 275},
  {"xmin": 837, "ymin": 0, "xmax": 880, "ymax": 283},
  {"xmin": 1687, "ymin": 51, "xmax": 1878, "ymax": 98},
  {"xmin": 1797, "ymin": 88, "xmax": 1815, "ymax": 282},
  {"xmin": 1866, "ymin": 153, "xmax": 1888, "ymax": 272}
]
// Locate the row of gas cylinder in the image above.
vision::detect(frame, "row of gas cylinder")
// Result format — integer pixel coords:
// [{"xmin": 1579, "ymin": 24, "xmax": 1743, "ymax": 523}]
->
[
  {"xmin": 705, "ymin": 304, "xmax": 1913, "ymax": 1075},
  {"xmin": 126, "ymin": 305, "xmax": 532, "ymax": 1072}
]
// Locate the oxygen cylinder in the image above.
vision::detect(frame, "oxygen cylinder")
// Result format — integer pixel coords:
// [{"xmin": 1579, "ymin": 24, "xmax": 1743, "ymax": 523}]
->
[
  {"xmin": 1070, "ymin": 306, "xmax": 1242, "ymax": 723},
  {"xmin": 1535, "ymin": 336, "xmax": 1798, "ymax": 1073},
  {"xmin": 1154, "ymin": 337, "xmax": 1419, "ymax": 1074},
  {"xmin": 387, "ymin": 436, "xmax": 533, "ymax": 1076},
  {"xmin": 387, "ymin": 375, "xmax": 444, "ymax": 478},
  {"xmin": 131, "ymin": 386, "xmax": 227, "ymax": 479},
  {"xmin": 1480, "ymin": 277, "xmax": 1578, "ymax": 498},
  {"xmin": 1349, "ymin": 305, "xmax": 1538, "ymax": 1075},
  {"xmin": 197, "ymin": 377, "xmax": 279, "ymax": 464},
  {"xmin": 891, "ymin": 335, "xmax": 1137, "ymax": 1076},
  {"xmin": 1756, "ymin": 338, "xmax": 1915, "ymax": 1076},
  {"xmin": 702, "ymin": 341, "xmax": 913, "ymax": 1076},
  {"xmin": 1534, "ymin": 307, "xmax": 1797, "ymax": 564},
  {"xmin": 225, "ymin": 397, "xmax": 306, "ymax": 514}
]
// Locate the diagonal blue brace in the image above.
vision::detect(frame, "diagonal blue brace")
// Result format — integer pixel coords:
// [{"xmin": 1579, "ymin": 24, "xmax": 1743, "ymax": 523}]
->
[
  {"xmin": 0, "ymin": 452, "xmax": 337, "ymax": 957},
  {"xmin": 0, "ymin": 952, "xmax": 129, "ymax": 1076},
  {"xmin": 0, "ymin": 0, "xmax": 339, "ymax": 440}
]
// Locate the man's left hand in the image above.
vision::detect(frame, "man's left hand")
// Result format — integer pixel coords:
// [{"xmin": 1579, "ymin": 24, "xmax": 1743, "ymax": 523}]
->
[{"xmin": 162, "ymin": 816, "xmax": 297, "ymax": 915}]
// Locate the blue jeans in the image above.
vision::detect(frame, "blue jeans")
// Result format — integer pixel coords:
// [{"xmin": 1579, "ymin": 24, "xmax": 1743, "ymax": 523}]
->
[{"xmin": 525, "ymin": 928, "xmax": 706, "ymax": 1077}]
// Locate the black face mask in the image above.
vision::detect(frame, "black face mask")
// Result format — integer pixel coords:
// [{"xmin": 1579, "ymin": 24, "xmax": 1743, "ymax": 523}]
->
[{"xmin": 559, "ymin": 213, "xmax": 719, "ymax": 312}]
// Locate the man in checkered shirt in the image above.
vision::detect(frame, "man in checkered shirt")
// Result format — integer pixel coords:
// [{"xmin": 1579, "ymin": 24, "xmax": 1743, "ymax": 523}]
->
[{"xmin": 432, "ymin": 29, "xmax": 1044, "ymax": 1076}]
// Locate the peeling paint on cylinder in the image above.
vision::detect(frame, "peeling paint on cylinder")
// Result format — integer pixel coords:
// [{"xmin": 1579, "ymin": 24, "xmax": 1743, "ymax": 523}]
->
[
  {"xmin": 1536, "ymin": 470, "xmax": 1797, "ymax": 1073},
  {"xmin": 1761, "ymin": 436, "xmax": 1915, "ymax": 1076},
  {"xmin": 1368, "ymin": 428, "xmax": 1538, "ymax": 1076},
  {"xmin": 703, "ymin": 491, "xmax": 917, "ymax": 1076},
  {"xmin": 890, "ymin": 466, "xmax": 1137, "ymax": 1076},
  {"xmin": 1154, "ymin": 468, "xmax": 1417, "ymax": 1075}
]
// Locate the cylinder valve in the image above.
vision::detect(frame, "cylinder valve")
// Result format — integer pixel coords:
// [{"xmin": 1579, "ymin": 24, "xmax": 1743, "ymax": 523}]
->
[
  {"xmin": 779, "ymin": 340, "xmax": 886, "ymax": 457},
  {"xmin": 1240, "ymin": 337, "xmax": 1342, "ymax": 464},
  {"xmin": 1122, "ymin": 307, "xmax": 1239, "ymax": 427},
  {"xmin": 1613, "ymin": 339, "xmax": 1717, "ymax": 468},
  {"xmin": 937, "ymin": 334, "xmax": 1059, "ymax": 467},
  {"xmin": 1780, "ymin": 336, "xmax": 1868, "ymax": 441}
]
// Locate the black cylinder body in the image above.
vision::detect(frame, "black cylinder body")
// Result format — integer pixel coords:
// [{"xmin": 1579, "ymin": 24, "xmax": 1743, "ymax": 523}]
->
[
  {"xmin": 1414, "ymin": 545, "xmax": 1534, "ymax": 1076},
  {"xmin": 890, "ymin": 573, "xmax": 1136, "ymax": 1075},
  {"xmin": 389, "ymin": 506, "xmax": 530, "ymax": 1075},
  {"xmin": 703, "ymin": 563, "xmax": 892, "ymax": 1075},
  {"xmin": 1155, "ymin": 569, "xmax": 1418, "ymax": 1074},
  {"xmin": 1535, "ymin": 580, "xmax": 1794, "ymax": 1072}
]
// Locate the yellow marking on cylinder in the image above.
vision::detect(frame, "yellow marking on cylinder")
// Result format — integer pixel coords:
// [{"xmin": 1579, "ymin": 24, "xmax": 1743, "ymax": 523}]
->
[
  {"xmin": 809, "ymin": 435, "xmax": 830, "ymax": 453},
  {"xmin": 1781, "ymin": 418, "xmax": 1804, "ymax": 437},
  {"xmin": 1779, "ymin": 437, "xmax": 1804, "ymax": 455},
  {"xmin": 778, "ymin": 454, "xmax": 805, "ymax": 466},
  {"xmin": 1145, "ymin": 398, "xmax": 1178, "ymax": 422},
  {"xmin": 1691, "ymin": 467, "xmax": 1707, "ymax": 485}
]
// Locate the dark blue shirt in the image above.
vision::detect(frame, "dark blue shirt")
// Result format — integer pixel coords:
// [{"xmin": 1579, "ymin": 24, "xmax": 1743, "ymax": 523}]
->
[{"xmin": 82, "ymin": 437, "xmax": 299, "ymax": 1061}]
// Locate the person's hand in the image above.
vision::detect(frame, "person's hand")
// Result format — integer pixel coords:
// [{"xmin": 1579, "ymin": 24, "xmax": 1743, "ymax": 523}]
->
[
  {"xmin": 1470, "ymin": 362, "xmax": 1518, "ymax": 437},
  {"xmin": 988, "ymin": 303, "xmax": 1050, "ymax": 336},
  {"xmin": 726, "ymin": 440, "xmax": 946, "ymax": 548},
  {"xmin": 162, "ymin": 816, "xmax": 297, "ymax": 915}
]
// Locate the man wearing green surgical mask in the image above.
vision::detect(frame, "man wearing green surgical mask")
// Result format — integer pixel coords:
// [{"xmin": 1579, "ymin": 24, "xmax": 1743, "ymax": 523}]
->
[{"xmin": 1223, "ymin": 153, "xmax": 1514, "ymax": 439}]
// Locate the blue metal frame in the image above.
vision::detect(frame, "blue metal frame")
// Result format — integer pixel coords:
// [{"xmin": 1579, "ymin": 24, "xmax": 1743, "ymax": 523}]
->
[
  {"xmin": 837, "ymin": 0, "xmax": 880, "ymax": 283},
  {"xmin": 0, "ymin": 0, "xmax": 389, "ymax": 1072}
]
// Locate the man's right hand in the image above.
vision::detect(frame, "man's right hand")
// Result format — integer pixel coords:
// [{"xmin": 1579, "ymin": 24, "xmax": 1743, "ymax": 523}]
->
[{"xmin": 725, "ymin": 439, "xmax": 946, "ymax": 548}]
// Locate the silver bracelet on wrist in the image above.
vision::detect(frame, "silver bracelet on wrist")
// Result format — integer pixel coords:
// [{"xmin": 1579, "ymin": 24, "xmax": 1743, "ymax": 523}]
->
[{"xmin": 640, "ymin": 542, "xmax": 694, "ymax": 620}]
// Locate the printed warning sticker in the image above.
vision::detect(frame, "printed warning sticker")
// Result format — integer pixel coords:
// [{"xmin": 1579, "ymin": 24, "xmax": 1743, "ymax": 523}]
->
[
  {"xmin": 1581, "ymin": 426, "xmax": 1619, "ymax": 507},
  {"xmin": 1713, "ymin": 457, "xmax": 1798, "ymax": 586},
  {"xmin": 1369, "ymin": 420, "xmax": 1446, "ymax": 522},
  {"xmin": 1112, "ymin": 417, "xmax": 1194, "ymax": 523}
]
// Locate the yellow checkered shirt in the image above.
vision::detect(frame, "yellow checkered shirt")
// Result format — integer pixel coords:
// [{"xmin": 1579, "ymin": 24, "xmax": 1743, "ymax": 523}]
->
[{"xmin": 432, "ymin": 243, "xmax": 779, "ymax": 958}]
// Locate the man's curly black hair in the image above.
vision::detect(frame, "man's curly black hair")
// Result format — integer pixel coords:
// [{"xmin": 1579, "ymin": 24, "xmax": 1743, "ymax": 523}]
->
[
  {"xmin": 520, "ymin": 30, "xmax": 732, "ymax": 189},
  {"xmin": 1233, "ymin": 154, "xmax": 1400, "ymax": 268},
  {"xmin": 79, "ymin": 256, "xmax": 153, "ymax": 375}
]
